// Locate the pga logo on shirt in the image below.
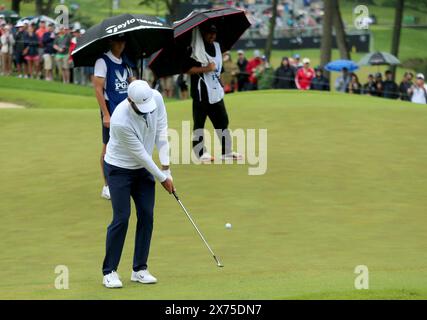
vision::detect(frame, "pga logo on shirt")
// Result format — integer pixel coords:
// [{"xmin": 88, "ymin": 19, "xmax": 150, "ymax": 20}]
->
[{"xmin": 115, "ymin": 69, "xmax": 129, "ymax": 92}]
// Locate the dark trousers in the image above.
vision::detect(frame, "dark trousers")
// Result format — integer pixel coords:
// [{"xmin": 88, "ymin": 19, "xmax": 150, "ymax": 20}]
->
[
  {"xmin": 192, "ymin": 98, "xmax": 231, "ymax": 157},
  {"xmin": 102, "ymin": 162, "xmax": 155, "ymax": 275}
]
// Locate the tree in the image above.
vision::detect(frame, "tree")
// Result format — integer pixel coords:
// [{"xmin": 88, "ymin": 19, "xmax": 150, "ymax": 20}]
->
[
  {"xmin": 12, "ymin": 0, "xmax": 22, "ymax": 14},
  {"xmin": 332, "ymin": 0, "xmax": 351, "ymax": 60},
  {"xmin": 320, "ymin": 0, "xmax": 333, "ymax": 81},
  {"xmin": 139, "ymin": 0, "xmax": 182, "ymax": 22},
  {"xmin": 390, "ymin": 0, "xmax": 405, "ymax": 80},
  {"xmin": 265, "ymin": 0, "xmax": 278, "ymax": 62},
  {"xmin": 35, "ymin": 0, "xmax": 55, "ymax": 15}
]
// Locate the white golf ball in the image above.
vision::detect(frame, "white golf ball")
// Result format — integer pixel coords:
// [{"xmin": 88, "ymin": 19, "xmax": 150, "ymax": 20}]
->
[{"xmin": 225, "ymin": 223, "xmax": 232, "ymax": 229}]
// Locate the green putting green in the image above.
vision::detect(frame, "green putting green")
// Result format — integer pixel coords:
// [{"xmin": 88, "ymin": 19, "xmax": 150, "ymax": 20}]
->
[{"xmin": 1, "ymin": 79, "xmax": 427, "ymax": 299}]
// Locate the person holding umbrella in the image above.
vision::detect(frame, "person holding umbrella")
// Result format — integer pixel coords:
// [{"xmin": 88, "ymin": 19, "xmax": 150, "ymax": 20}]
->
[
  {"xmin": 93, "ymin": 33, "xmax": 135, "ymax": 200},
  {"xmin": 184, "ymin": 23, "xmax": 242, "ymax": 162},
  {"xmin": 334, "ymin": 67, "xmax": 351, "ymax": 92},
  {"xmin": 102, "ymin": 80, "xmax": 175, "ymax": 288},
  {"xmin": 71, "ymin": 14, "xmax": 173, "ymax": 200}
]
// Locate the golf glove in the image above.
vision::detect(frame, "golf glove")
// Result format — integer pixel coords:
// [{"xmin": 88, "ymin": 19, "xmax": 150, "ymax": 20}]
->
[{"xmin": 162, "ymin": 169, "xmax": 173, "ymax": 181}]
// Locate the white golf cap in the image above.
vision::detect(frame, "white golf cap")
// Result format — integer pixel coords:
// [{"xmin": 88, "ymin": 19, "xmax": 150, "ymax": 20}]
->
[
  {"xmin": 16, "ymin": 21, "xmax": 25, "ymax": 28},
  {"xmin": 128, "ymin": 80, "xmax": 157, "ymax": 113},
  {"xmin": 237, "ymin": 49, "xmax": 244, "ymax": 54},
  {"xmin": 303, "ymin": 57, "xmax": 310, "ymax": 64},
  {"xmin": 416, "ymin": 73, "xmax": 425, "ymax": 80}
]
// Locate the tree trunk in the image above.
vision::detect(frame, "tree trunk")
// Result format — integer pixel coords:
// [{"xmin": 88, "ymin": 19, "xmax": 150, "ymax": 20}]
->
[
  {"xmin": 265, "ymin": 0, "xmax": 278, "ymax": 62},
  {"xmin": 332, "ymin": 0, "xmax": 350, "ymax": 60},
  {"xmin": 12, "ymin": 0, "xmax": 22, "ymax": 14},
  {"xmin": 35, "ymin": 0, "xmax": 43, "ymax": 15},
  {"xmin": 390, "ymin": 0, "xmax": 404, "ymax": 80},
  {"xmin": 167, "ymin": 0, "xmax": 181, "ymax": 22},
  {"xmin": 35, "ymin": 0, "xmax": 55, "ymax": 15},
  {"xmin": 320, "ymin": 0, "xmax": 333, "ymax": 80}
]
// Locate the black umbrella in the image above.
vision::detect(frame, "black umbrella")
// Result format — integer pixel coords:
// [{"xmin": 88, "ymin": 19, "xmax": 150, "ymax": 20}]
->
[
  {"xmin": 149, "ymin": 7, "xmax": 251, "ymax": 78},
  {"xmin": 71, "ymin": 14, "xmax": 173, "ymax": 67},
  {"xmin": 358, "ymin": 51, "xmax": 400, "ymax": 66}
]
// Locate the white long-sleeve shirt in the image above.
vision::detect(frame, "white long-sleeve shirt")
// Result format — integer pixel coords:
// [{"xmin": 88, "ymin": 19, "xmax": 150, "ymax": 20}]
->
[{"xmin": 104, "ymin": 90, "xmax": 169, "ymax": 182}]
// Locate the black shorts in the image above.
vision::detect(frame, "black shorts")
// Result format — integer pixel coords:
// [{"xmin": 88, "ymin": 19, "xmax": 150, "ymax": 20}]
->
[
  {"xmin": 101, "ymin": 101, "xmax": 112, "ymax": 145},
  {"xmin": 14, "ymin": 53, "xmax": 26, "ymax": 65}
]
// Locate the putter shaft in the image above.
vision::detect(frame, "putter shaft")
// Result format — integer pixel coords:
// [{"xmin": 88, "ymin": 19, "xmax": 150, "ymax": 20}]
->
[{"xmin": 173, "ymin": 191, "xmax": 223, "ymax": 267}]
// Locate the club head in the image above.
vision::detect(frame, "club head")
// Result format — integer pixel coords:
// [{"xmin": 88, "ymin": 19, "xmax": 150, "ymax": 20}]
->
[{"xmin": 213, "ymin": 255, "xmax": 223, "ymax": 268}]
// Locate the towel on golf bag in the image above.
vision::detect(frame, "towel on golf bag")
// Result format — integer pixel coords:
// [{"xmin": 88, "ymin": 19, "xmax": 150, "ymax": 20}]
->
[{"xmin": 191, "ymin": 27, "xmax": 211, "ymax": 66}]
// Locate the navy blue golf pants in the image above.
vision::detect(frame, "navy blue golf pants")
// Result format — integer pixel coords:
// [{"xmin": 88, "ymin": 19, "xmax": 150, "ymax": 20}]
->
[{"xmin": 102, "ymin": 162, "xmax": 155, "ymax": 275}]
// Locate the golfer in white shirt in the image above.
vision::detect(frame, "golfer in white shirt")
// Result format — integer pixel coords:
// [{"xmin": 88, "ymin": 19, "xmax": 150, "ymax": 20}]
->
[{"xmin": 102, "ymin": 80, "xmax": 175, "ymax": 288}]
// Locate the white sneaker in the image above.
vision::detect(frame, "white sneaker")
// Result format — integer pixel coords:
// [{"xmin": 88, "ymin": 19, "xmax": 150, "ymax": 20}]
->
[
  {"xmin": 103, "ymin": 271, "xmax": 123, "ymax": 288},
  {"xmin": 200, "ymin": 152, "xmax": 215, "ymax": 163},
  {"xmin": 101, "ymin": 185, "xmax": 111, "ymax": 200},
  {"xmin": 131, "ymin": 270, "xmax": 158, "ymax": 284},
  {"xmin": 221, "ymin": 152, "xmax": 243, "ymax": 160}
]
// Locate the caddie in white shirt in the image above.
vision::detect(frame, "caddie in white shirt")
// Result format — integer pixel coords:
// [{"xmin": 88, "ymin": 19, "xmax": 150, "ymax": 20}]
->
[{"xmin": 102, "ymin": 80, "xmax": 175, "ymax": 289}]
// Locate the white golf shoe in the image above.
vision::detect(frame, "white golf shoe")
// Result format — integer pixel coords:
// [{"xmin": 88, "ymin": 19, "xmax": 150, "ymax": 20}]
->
[
  {"xmin": 103, "ymin": 271, "xmax": 123, "ymax": 288},
  {"xmin": 199, "ymin": 152, "xmax": 215, "ymax": 163},
  {"xmin": 221, "ymin": 152, "xmax": 243, "ymax": 160},
  {"xmin": 101, "ymin": 185, "xmax": 111, "ymax": 200},
  {"xmin": 131, "ymin": 270, "xmax": 158, "ymax": 284}
]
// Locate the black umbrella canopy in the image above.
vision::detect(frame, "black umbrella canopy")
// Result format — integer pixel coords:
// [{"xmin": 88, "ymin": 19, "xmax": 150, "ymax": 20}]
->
[
  {"xmin": 72, "ymin": 14, "xmax": 173, "ymax": 67},
  {"xmin": 149, "ymin": 7, "xmax": 251, "ymax": 78},
  {"xmin": 358, "ymin": 51, "xmax": 401, "ymax": 66}
]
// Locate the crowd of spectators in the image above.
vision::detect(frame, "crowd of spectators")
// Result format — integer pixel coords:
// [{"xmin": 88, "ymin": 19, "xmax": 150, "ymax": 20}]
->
[
  {"xmin": 1, "ymin": 17, "xmax": 426, "ymax": 105},
  {"xmin": 213, "ymin": 0, "xmax": 324, "ymax": 38},
  {"xmin": 0, "ymin": 18, "xmax": 91, "ymax": 84},
  {"xmin": 214, "ymin": 49, "xmax": 426, "ymax": 104}
]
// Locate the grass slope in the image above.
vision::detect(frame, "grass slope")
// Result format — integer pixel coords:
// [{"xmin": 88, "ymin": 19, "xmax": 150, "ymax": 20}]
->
[{"xmin": 1, "ymin": 81, "xmax": 427, "ymax": 299}]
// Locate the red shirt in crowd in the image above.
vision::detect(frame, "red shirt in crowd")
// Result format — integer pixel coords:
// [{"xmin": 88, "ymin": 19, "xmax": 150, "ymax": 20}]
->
[
  {"xmin": 246, "ymin": 57, "xmax": 262, "ymax": 84},
  {"xmin": 295, "ymin": 67, "xmax": 315, "ymax": 90}
]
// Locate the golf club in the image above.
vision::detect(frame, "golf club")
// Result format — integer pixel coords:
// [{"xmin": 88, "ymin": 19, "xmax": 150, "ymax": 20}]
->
[{"xmin": 172, "ymin": 191, "xmax": 224, "ymax": 268}]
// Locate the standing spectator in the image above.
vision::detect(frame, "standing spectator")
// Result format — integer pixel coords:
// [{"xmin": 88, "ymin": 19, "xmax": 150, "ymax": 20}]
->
[
  {"xmin": 291, "ymin": 53, "xmax": 303, "ymax": 69},
  {"xmin": 295, "ymin": 57, "xmax": 314, "ymax": 90},
  {"xmin": 1, "ymin": 25, "xmax": 15, "ymax": 76},
  {"xmin": 84, "ymin": 66, "xmax": 94, "ymax": 85},
  {"xmin": 382, "ymin": 70, "xmax": 399, "ymax": 99},
  {"xmin": 399, "ymin": 72, "xmax": 413, "ymax": 101},
  {"xmin": 35, "ymin": 20, "xmax": 47, "ymax": 78},
  {"xmin": 310, "ymin": 67, "xmax": 329, "ymax": 91},
  {"xmin": 42, "ymin": 23, "xmax": 56, "ymax": 81},
  {"xmin": 273, "ymin": 57, "xmax": 296, "ymax": 89},
  {"xmin": 54, "ymin": 26, "xmax": 71, "ymax": 83},
  {"xmin": 347, "ymin": 73, "xmax": 361, "ymax": 94},
  {"xmin": 13, "ymin": 21, "xmax": 28, "ymax": 78},
  {"xmin": 236, "ymin": 49, "xmax": 249, "ymax": 91},
  {"xmin": 23, "ymin": 24, "xmax": 40, "ymax": 78},
  {"xmin": 335, "ymin": 67, "xmax": 351, "ymax": 92},
  {"xmin": 255, "ymin": 56, "xmax": 274, "ymax": 90},
  {"xmin": 408, "ymin": 73, "xmax": 427, "ymax": 104},
  {"xmin": 160, "ymin": 76, "xmax": 174, "ymax": 98},
  {"xmin": 69, "ymin": 26, "xmax": 85, "ymax": 85},
  {"xmin": 374, "ymin": 72, "xmax": 384, "ymax": 97},
  {"xmin": 362, "ymin": 74, "xmax": 377, "ymax": 96},
  {"xmin": 222, "ymin": 51, "xmax": 238, "ymax": 93},
  {"xmin": 246, "ymin": 49, "xmax": 263, "ymax": 90},
  {"xmin": 176, "ymin": 73, "xmax": 189, "ymax": 99}
]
